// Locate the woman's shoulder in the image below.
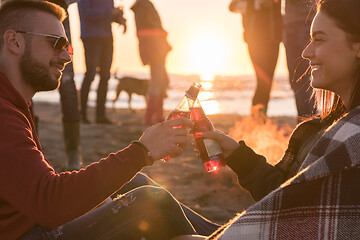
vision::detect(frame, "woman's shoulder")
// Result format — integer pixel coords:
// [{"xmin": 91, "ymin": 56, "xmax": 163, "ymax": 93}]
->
[{"xmin": 290, "ymin": 117, "xmax": 322, "ymax": 140}]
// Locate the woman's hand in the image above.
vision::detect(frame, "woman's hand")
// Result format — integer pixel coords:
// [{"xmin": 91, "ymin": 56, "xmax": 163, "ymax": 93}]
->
[{"xmin": 202, "ymin": 130, "xmax": 240, "ymax": 158}]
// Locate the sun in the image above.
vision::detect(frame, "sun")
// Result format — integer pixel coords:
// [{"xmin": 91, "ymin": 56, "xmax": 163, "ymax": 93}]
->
[{"xmin": 187, "ymin": 33, "xmax": 228, "ymax": 81}]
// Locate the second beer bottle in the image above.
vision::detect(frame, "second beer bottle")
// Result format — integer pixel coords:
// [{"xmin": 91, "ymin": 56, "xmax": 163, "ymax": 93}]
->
[{"xmin": 191, "ymin": 99, "xmax": 226, "ymax": 172}]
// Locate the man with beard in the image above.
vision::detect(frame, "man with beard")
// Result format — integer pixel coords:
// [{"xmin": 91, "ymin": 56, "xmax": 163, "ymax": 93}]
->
[{"xmin": 0, "ymin": 1, "xmax": 201, "ymax": 239}]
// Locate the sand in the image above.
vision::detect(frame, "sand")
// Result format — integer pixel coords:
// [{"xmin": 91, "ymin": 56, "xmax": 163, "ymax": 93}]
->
[{"xmin": 34, "ymin": 101, "xmax": 297, "ymax": 225}]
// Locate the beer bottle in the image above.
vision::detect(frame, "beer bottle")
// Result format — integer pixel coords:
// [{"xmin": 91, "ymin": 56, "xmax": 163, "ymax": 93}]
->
[
  {"xmin": 163, "ymin": 81, "xmax": 201, "ymax": 161},
  {"xmin": 191, "ymin": 99, "xmax": 225, "ymax": 172}
]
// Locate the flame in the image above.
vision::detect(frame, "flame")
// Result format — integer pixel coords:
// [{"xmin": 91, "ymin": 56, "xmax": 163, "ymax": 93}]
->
[{"xmin": 228, "ymin": 115, "xmax": 294, "ymax": 165}]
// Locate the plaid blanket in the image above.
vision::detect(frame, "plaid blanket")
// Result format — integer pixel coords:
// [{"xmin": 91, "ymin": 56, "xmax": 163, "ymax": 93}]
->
[{"xmin": 212, "ymin": 106, "xmax": 360, "ymax": 240}]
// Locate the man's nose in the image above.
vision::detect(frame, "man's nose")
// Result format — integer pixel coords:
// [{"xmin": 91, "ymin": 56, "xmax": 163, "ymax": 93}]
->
[{"xmin": 58, "ymin": 48, "xmax": 72, "ymax": 64}]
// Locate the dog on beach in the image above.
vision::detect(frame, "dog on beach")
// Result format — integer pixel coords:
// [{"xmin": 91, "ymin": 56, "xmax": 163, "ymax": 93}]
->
[{"xmin": 113, "ymin": 76, "xmax": 149, "ymax": 111}]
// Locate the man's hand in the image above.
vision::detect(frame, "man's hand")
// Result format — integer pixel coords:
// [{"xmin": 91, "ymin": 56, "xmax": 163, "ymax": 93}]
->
[{"xmin": 139, "ymin": 118, "xmax": 193, "ymax": 160}]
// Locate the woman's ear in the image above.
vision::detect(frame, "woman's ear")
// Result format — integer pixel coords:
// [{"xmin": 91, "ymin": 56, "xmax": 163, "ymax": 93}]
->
[{"xmin": 3, "ymin": 30, "xmax": 23, "ymax": 55}]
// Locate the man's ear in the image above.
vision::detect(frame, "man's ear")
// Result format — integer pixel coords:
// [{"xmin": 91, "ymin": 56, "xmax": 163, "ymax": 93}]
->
[{"xmin": 3, "ymin": 30, "xmax": 24, "ymax": 55}]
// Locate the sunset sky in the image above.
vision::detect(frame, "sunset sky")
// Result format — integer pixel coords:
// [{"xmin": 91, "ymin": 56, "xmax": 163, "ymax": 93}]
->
[{"xmin": 68, "ymin": 0, "xmax": 289, "ymax": 78}]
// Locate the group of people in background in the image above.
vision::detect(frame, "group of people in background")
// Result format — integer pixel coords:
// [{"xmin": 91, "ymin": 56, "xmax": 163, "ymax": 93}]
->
[
  {"xmin": 58, "ymin": 0, "xmax": 318, "ymax": 172},
  {"xmin": 230, "ymin": 0, "xmax": 316, "ymax": 121},
  {"xmin": 77, "ymin": 0, "xmax": 170, "ymax": 126},
  {"xmin": 1, "ymin": 0, "xmax": 360, "ymax": 239}
]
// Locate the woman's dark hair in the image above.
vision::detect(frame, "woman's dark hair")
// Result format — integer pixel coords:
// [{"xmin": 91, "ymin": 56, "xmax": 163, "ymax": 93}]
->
[{"xmin": 314, "ymin": 0, "xmax": 360, "ymax": 126}]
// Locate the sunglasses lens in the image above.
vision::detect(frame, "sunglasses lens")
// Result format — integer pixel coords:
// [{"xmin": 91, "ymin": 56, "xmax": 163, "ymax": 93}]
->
[
  {"xmin": 54, "ymin": 37, "xmax": 66, "ymax": 50},
  {"xmin": 55, "ymin": 37, "xmax": 73, "ymax": 55},
  {"xmin": 67, "ymin": 44, "xmax": 74, "ymax": 56}
]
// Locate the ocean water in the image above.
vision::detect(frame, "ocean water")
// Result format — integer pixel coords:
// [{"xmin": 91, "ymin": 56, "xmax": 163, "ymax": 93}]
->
[{"xmin": 32, "ymin": 73, "xmax": 298, "ymax": 117}]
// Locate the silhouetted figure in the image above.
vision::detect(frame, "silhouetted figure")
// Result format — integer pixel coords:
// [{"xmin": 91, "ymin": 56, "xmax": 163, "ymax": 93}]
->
[
  {"xmin": 131, "ymin": 0, "xmax": 171, "ymax": 125},
  {"xmin": 229, "ymin": 0, "xmax": 282, "ymax": 118},
  {"xmin": 49, "ymin": 0, "xmax": 82, "ymax": 170},
  {"xmin": 283, "ymin": 0, "xmax": 317, "ymax": 121},
  {"xmin": 78, "ymin": 0, "xmax": 126, "ymax": 124}
]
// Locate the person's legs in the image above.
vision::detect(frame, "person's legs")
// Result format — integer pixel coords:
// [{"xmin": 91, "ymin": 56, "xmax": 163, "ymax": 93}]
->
[
  {"xmin": 150, "ymin": 63, "xmax": 169, "ymax": 123},
  {"xmin": 241, "ymin": 3, "xmax": 282, "ymax": 117},
  {"xmin": 59, "ymin": 16, "xmax": 82, "ymax": 170},
  {"xmin": 60, "ymin": 76, "xmax": 82, "ymax": 170},
  {"xmin": 21, "ymin": 186, "xmax": 197, "ymax": 240},
  {"xmin": 96, "ymin": 37, "xmax": 113, "ymax": 123},
  {"xmin": 118, "ymin": 173, "xmax": 221, "ymax": 236},
  {"xmin": 144, "ymin": 94, "xmax": 157, "ymax": 125},
  {"xmin": 59, "ymin": 66, "xmax": 80, "ymax": 123},
  {"xmin": 60, "ymin": 17, "xmax": 80, "ymax": 123},
  {"xmin": 248, "ymin": 41, "xmax": 280, "ymax": 115},
  {"xmin": 116, "ymin": 172, "xmax": 159, "ymax": 195},
  {"xmin": 283, "ymin": 14, "xmax": 316, "ymax": 119},
  {"xmin": 146, "ymin": 60, "xmax": 169, "ymax": 125},
  {"xmin": 179, "ymin": 204, "xmax": 220, "ymax": 236},
  {"xmin": 80, "ymin": 38, "xmax": 102, "ymax": 124}
]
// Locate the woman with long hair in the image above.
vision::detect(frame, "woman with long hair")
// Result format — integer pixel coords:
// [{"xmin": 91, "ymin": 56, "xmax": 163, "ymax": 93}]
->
[{"xmin": 171, "ymin": 0, "xmax": 360, "ymax": 239}]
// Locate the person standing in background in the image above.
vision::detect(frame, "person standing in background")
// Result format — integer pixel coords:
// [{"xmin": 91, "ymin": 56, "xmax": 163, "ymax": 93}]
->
[
  {"xmin": 131, "ymin": 0, "xmax": 171, "ymax": 125},
  {"xmin": 229, "ymin": 0, "xmax": 282, "ymax": 118},
  {"xmin": 283, "ymin": 0, "xmax": 317, "ymax": 121},
  {"xmin": 77, "ymin": 0, "xmax": 126, "ymax": 124},
  {"xmin": 47, "ymin": 0, "xmax": 82, "ymax": 170}
]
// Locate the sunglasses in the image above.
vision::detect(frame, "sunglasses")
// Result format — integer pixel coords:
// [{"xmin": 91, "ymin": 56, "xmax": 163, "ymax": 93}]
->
[{"xmin": 16, "ymin": 30, "xmax": 73, "ymax": 56}]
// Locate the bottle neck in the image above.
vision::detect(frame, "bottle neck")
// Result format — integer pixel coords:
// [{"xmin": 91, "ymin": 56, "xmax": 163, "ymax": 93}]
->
[
  {"xmin": 191, "ymin": 99, "xmax": 206, "ymax": 121},
  {"xmin": 174, "ymin": 81, "xmax": 201, "ymax": 112}
]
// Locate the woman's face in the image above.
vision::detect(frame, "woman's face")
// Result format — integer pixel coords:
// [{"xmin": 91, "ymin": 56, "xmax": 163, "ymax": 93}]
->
[{"xmin": 302, "ymin": 11, "xmax": 360, "ymax": 106}]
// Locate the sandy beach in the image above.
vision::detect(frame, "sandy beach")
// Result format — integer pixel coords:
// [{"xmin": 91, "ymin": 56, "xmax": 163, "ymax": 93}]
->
[{"xmin": 34, "ymin": 101, "xmax": 297, "ymax": 225}]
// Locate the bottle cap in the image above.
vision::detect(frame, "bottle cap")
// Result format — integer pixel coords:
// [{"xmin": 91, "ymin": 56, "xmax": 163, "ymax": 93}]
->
[{"xmin": 185, "ymin": 82, "xmax": 201, "ymax": 100}]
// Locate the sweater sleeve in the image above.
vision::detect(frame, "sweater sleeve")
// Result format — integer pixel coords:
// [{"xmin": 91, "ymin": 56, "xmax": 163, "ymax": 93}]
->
[
  {"xmin": 226, "ymin": 141, "xmax": 286, "ymax": 201},
  {"xmin": 0, "ymin": 105, "xmax": 149, "ymax": 228}
]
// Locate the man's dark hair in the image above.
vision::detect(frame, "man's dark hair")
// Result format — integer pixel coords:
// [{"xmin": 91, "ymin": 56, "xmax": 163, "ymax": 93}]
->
[{"xmin": 0, "ymin": 0, "xmax": 66, "ymax": 48}]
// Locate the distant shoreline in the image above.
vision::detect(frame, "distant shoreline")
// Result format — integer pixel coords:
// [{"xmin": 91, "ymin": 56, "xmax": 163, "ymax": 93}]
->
[{"xmin": 33, "ymin": 71, "xmax": 298, "ymax": 117}]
